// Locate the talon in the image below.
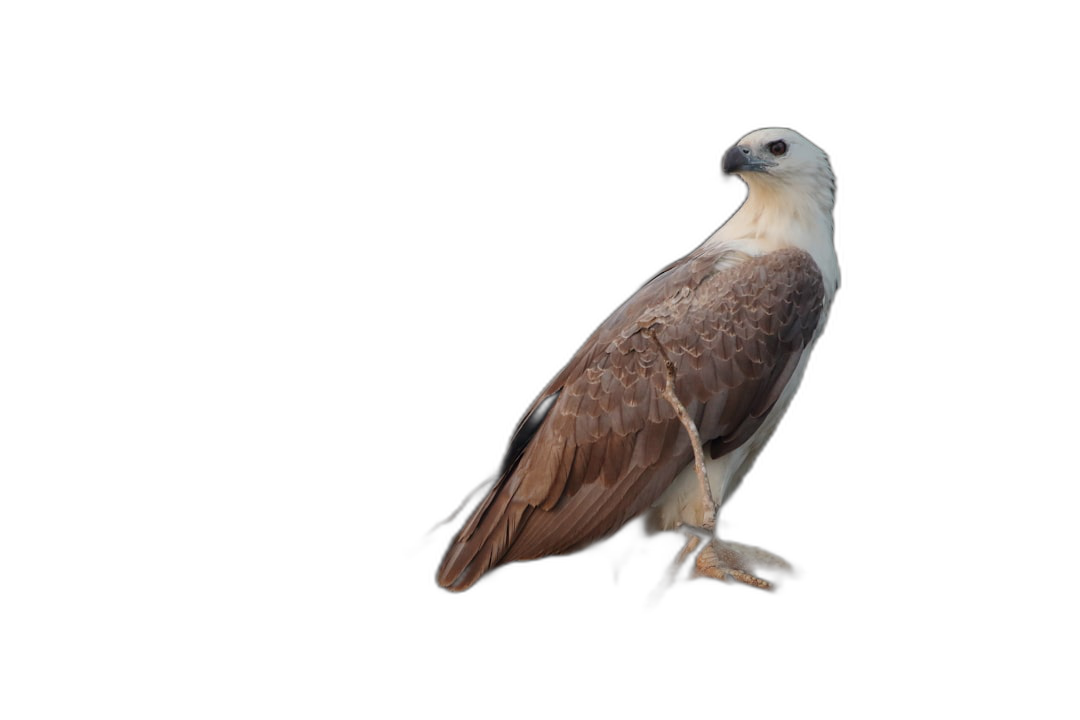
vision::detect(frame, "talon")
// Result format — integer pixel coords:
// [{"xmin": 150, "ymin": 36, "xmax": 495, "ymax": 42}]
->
[{"xmin": 693, "ymin": 538, "xmax": 789, "ymax": 590}]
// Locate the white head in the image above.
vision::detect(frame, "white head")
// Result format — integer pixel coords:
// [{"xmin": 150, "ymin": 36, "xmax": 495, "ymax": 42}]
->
[
  {"xmin": 711, "ymin": 127, "xmax": 840, "ymax": 294},
  {"xmin": 722, "ymin": 127, "xmax": 835, "ymax": 211}
]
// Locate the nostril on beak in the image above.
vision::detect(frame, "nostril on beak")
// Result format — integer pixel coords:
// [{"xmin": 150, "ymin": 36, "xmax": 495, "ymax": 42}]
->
[{"xmin": 740, "ymin": 147, "xmax": 750, "ymax": 155}]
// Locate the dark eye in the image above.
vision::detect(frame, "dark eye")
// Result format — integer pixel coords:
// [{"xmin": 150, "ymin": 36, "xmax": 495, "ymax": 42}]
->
[{"xmin": 768, "ymin": 140, "xmax": 787, "ymax": 156}]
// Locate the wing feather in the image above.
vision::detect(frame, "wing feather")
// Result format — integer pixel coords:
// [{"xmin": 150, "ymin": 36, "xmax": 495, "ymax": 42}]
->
[{"xmin": 436, "ymin": 247, "xmax": 825, "ymax": 591}]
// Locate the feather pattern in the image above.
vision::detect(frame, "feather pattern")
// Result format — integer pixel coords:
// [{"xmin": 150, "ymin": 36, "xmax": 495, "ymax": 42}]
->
[
  {"xmin": 439, "ymin": 127, "xmax": 839, "ymax": 591},
  {"xmin": 437, "ymin": 247, "xmax": 825, "ymax": 591}
]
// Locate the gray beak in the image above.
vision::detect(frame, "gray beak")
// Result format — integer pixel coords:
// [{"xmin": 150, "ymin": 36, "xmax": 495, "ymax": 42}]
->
[{"xmin": 722, "ymin": 145, "xmax": 767, "ymax": 174}]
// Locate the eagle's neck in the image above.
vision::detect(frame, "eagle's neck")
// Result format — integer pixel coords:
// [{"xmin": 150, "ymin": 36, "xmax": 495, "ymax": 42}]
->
[{"xmin": 707, "ymin": 176, "xmax": 839, "ymax": 297}]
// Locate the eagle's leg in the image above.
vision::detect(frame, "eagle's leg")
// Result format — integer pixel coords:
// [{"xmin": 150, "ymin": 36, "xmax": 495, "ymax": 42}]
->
[
  {"xmin": 643, "ymin": 358, "xmax": 712, "ymax": 604},
  {"xmin": 650, "ymin": 336, "xmax": 790, "ymax": 590}
]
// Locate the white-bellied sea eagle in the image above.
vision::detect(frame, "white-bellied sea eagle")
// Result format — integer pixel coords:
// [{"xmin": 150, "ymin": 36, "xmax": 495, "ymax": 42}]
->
[{"xmin": 437, "ymin": 127, "xmax": 839, "ymax": 592}]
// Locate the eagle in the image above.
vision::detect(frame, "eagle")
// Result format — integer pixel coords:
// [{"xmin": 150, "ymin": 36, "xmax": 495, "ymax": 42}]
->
[{"xmin": 437, "ymin": 128, "xmax": 838, "ymax": 592}]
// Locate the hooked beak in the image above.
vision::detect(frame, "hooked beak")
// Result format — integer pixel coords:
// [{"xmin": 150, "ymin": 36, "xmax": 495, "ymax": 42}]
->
[{"xmin": 722, "ymin": 145, "xmax": 770, "ymax": 175}]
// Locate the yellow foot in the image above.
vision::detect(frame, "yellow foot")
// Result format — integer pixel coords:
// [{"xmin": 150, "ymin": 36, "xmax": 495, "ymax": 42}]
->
[{"xmin": 694, "ymin": 539, "xmax": 792, "ymax": 590}]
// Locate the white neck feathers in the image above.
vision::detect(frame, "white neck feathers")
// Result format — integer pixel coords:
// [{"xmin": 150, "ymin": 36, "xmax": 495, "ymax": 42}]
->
[{"xmin": 707, "ymin": 174, "xmax": 840, "ymax": 296}]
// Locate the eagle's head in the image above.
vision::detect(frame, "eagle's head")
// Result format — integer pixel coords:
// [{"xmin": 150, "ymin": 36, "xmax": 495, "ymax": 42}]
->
[{"xmin": 722, "ymin": 127, "xmax": 835, "ymax": 207}]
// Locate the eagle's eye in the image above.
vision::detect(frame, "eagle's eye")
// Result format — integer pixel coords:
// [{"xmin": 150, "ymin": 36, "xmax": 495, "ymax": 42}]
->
[{"xmin": 768, "ymin": 140, "xmax": 787, "ymax": 156}]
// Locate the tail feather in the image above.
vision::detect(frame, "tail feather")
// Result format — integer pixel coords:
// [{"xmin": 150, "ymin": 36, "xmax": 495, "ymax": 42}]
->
[{"xmin": 436, "ymin": 483, "xmax": 531, "ymax": 592}]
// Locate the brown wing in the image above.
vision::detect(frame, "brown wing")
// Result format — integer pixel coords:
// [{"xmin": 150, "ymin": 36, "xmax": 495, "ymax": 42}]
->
[{"xmin": 436, "ymin": 247, "xmax": 825, "ymax": 591}]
